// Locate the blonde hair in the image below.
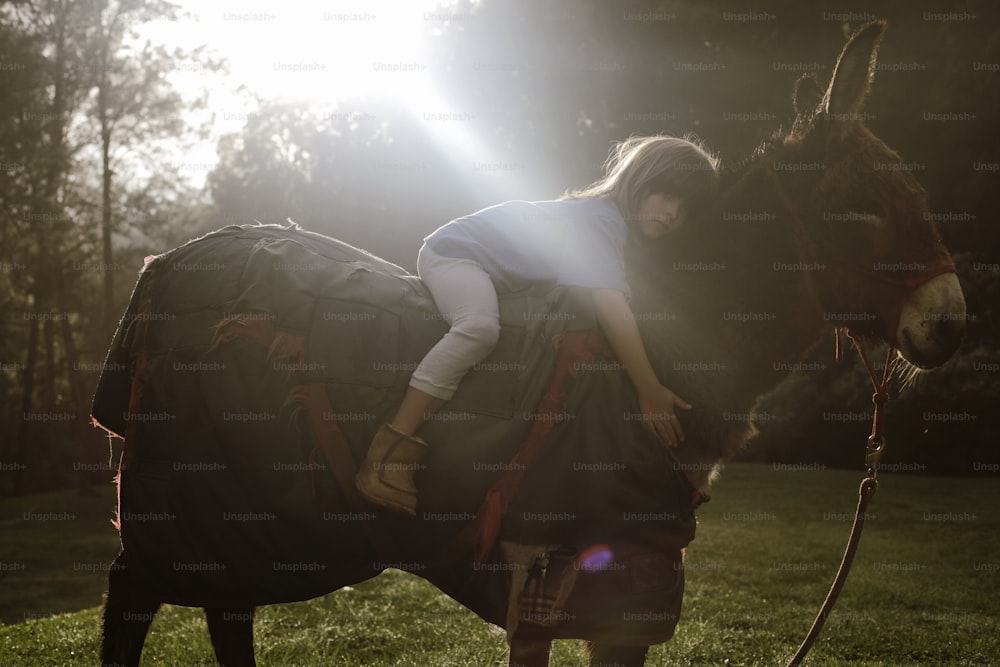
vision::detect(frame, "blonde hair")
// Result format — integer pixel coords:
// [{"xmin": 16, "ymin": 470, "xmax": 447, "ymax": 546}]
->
[{"xmin": 564, "ymin": 134, "xmax": 720, "ymax": 223}]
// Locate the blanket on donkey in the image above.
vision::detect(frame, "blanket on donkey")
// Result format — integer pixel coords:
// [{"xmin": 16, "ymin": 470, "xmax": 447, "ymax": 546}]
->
[{"xmin": 93, "ymin": 224, "xmax": 697, "ymax": 639}]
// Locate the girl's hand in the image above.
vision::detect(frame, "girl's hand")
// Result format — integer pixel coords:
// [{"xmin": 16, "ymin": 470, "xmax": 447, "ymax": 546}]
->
[
  {"xmin": 638, "ymin": 385, "xmax": 692, "ymax": 448},
  {"xmin": 591, "ymin": 289, "xmax": 692, "ymax": 447}
]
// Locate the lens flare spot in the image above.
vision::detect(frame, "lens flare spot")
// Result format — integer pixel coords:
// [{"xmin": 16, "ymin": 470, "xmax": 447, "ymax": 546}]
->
[{"xmin": 579, "ymin": 544, "xmax": 614, "ymax": 572}]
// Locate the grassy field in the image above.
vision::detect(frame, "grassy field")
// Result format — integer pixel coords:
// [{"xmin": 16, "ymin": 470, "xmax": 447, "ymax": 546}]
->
[{"xmin": 0, "ymin": 463, "xmax": 997, "ymax": 666}]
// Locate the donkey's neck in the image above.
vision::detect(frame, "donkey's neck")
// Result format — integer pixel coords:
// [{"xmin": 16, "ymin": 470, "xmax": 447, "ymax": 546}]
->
[
  {"xmin": 712, "ymin": 163, "xmax": 831, "ymax": 399},
  {"xmin": 630, "ymin": 158, "xmax": 832, "ymax": 484}
]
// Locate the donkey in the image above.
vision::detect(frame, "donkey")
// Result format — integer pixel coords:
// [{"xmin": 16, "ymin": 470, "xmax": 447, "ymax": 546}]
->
[{"xmin": 95, "ymin": 21, "xmax": 964, "ymax": 667}]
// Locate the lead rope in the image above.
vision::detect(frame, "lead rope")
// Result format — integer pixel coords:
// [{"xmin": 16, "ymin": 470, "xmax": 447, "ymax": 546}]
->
[{"xmin": 786, "ymin": 328, "xmax": 895, "ymax": 667}]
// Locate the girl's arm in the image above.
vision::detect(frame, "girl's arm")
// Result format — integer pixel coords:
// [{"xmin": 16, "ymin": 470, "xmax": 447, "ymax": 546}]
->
[{"xmin": 592, "ymin": 288, "xmax": 691, "ymax": 447}]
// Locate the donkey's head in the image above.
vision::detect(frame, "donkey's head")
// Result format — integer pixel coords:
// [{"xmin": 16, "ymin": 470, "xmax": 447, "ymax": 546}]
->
[{"xmin": 768, "ymin": 21, "xmax": 965, "ymax": 369}]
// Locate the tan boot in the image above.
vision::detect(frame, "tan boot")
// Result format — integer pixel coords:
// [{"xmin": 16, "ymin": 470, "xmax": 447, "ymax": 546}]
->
[{"xmin": 356, "ymin": 424, "xmax": 428, "ymax": 516}]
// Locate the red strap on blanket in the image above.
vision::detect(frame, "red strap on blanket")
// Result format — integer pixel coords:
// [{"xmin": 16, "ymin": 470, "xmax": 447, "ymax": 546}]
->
[
  {"xmin": 466, "ymin": 328, "xmax": 709, "ymax": 563},
  {"xmin": 121, "ymin": 258, "xmax": 161, "ymax": 470},
  {"xmin": 288, "ymin": 382, "xmax": 401, "ymax": 562},
  {"xmin": 210, "ymin": 314, "xmax": 275, "ymax": 350},
  {"xmin": 122, "ymin": 355, "xmax": 147, "ymax": 471},
  {"xmin": 210, "ymin": 315, "xmax": 400, "ymax": 562},
  {"xmin": 473, "ymin": 329, "xmax": 615, "ymax": 561}
]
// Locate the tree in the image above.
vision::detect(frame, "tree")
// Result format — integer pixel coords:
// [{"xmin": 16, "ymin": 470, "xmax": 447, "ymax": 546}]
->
[
  {"xmin": 86, "ymin": 0, "xmax": 222, "ymax": 327},
  {"xmin": 0, "ymin": 0, "xmax": 221, "ymax": 495},
  {"xmin": 0, "ymin": 0, "xmax": 89, "ymax": 493},
  {"xmin": 207, "ymin": 97, "xmax": 484, "ymax": 266}
]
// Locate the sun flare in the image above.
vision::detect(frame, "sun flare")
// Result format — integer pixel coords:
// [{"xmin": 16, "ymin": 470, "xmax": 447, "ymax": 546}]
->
[
  {"xmin": 131, "ymin": 0, "xmax": 483, "ymax": 186},
  {"xmin": 139, "ymin": 0, "xmax": 467, "ymax": 108}
]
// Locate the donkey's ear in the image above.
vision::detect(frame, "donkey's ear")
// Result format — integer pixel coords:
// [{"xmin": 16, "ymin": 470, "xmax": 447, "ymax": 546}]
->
[
  {"xmin": 793, "ymin": 74, "xmax": 825, "ymax": 117},
  {"xmin": 823, "ymin": 20, "xmax": 887, "ymax": 121}
]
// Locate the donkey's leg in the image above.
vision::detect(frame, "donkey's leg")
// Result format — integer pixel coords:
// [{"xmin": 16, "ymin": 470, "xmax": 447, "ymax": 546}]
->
[
  {"xmin": 204, "ymin": 606, "xmax": 257, "ymax": 667},
  {"xmin": 585, "ymin": 641, "xmax": 650, "ymax": 667},
  {"xmin": 101, "ymin": 551, "xmax": 162, "ymax": 667},
  {"xmin": 508, "ymin": 634, "xmax": 552, "ymax": 667}
]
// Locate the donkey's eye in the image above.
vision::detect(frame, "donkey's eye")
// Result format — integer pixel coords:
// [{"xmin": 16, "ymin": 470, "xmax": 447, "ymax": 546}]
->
[
  {"xmin": 823, "ymin": 210, "xmax": 883, "ymax": 226},
  {"xmin": 852, "ymin": 211, "xmax": 883, "ymax": 226}
]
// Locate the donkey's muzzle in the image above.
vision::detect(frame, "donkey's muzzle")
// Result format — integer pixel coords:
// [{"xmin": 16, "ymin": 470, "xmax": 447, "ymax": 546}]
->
[{"xmin": 895, "ymin": 273, "xmax": 966, "ymax": 368}]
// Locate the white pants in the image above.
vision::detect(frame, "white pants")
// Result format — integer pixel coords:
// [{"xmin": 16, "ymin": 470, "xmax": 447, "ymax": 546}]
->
[{"xmin": 409, "ymin": 244, "xmax": 501, "ymax": 400}]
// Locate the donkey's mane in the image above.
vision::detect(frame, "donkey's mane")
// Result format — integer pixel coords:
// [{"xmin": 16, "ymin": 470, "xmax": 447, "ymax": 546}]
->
[{"xmin": 716, "ymin": 133, "xmax": 786, "ymax": 190}]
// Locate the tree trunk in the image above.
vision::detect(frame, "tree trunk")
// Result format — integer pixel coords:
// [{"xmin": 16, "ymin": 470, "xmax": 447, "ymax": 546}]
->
[
  {"xmin": 101, "ymin": 109, "xmax": 114, "ymax": 327},
  {"xmin": 58, "ymin": 311, "xmax": 86, "ymax": 414},
  {"xmin": 57, "ymin": 268, "xmax": 99, "ymax": 484},
  {"xmin": 16, "ymin": 316, "xmax": 40, "ymax": 495},
  {"xmin": 42, "ymin": 316, "xmax": 57, "ymax": 407},
  {"xmin": 97, "ymin": 0, "xmax": 116, "ymax": 329}
]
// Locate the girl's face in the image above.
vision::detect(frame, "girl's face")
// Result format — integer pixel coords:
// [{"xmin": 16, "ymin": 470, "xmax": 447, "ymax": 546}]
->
[{"xmin": 636, "ymin": 193, "xmax": 686, "ymax": 239}]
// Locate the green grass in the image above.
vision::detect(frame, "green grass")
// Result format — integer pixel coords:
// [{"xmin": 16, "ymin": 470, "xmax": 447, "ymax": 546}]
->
[
  {"xmin": 1, "ymin": 464, "xmax": 998, "ymax": 666},
  {"xmin": 0, "ymin": 484, "xmax": 122, "ymax": 625},
  {"xmin": 653, "ymin": 464, "xmax": 1000, "ymax": 666}
]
